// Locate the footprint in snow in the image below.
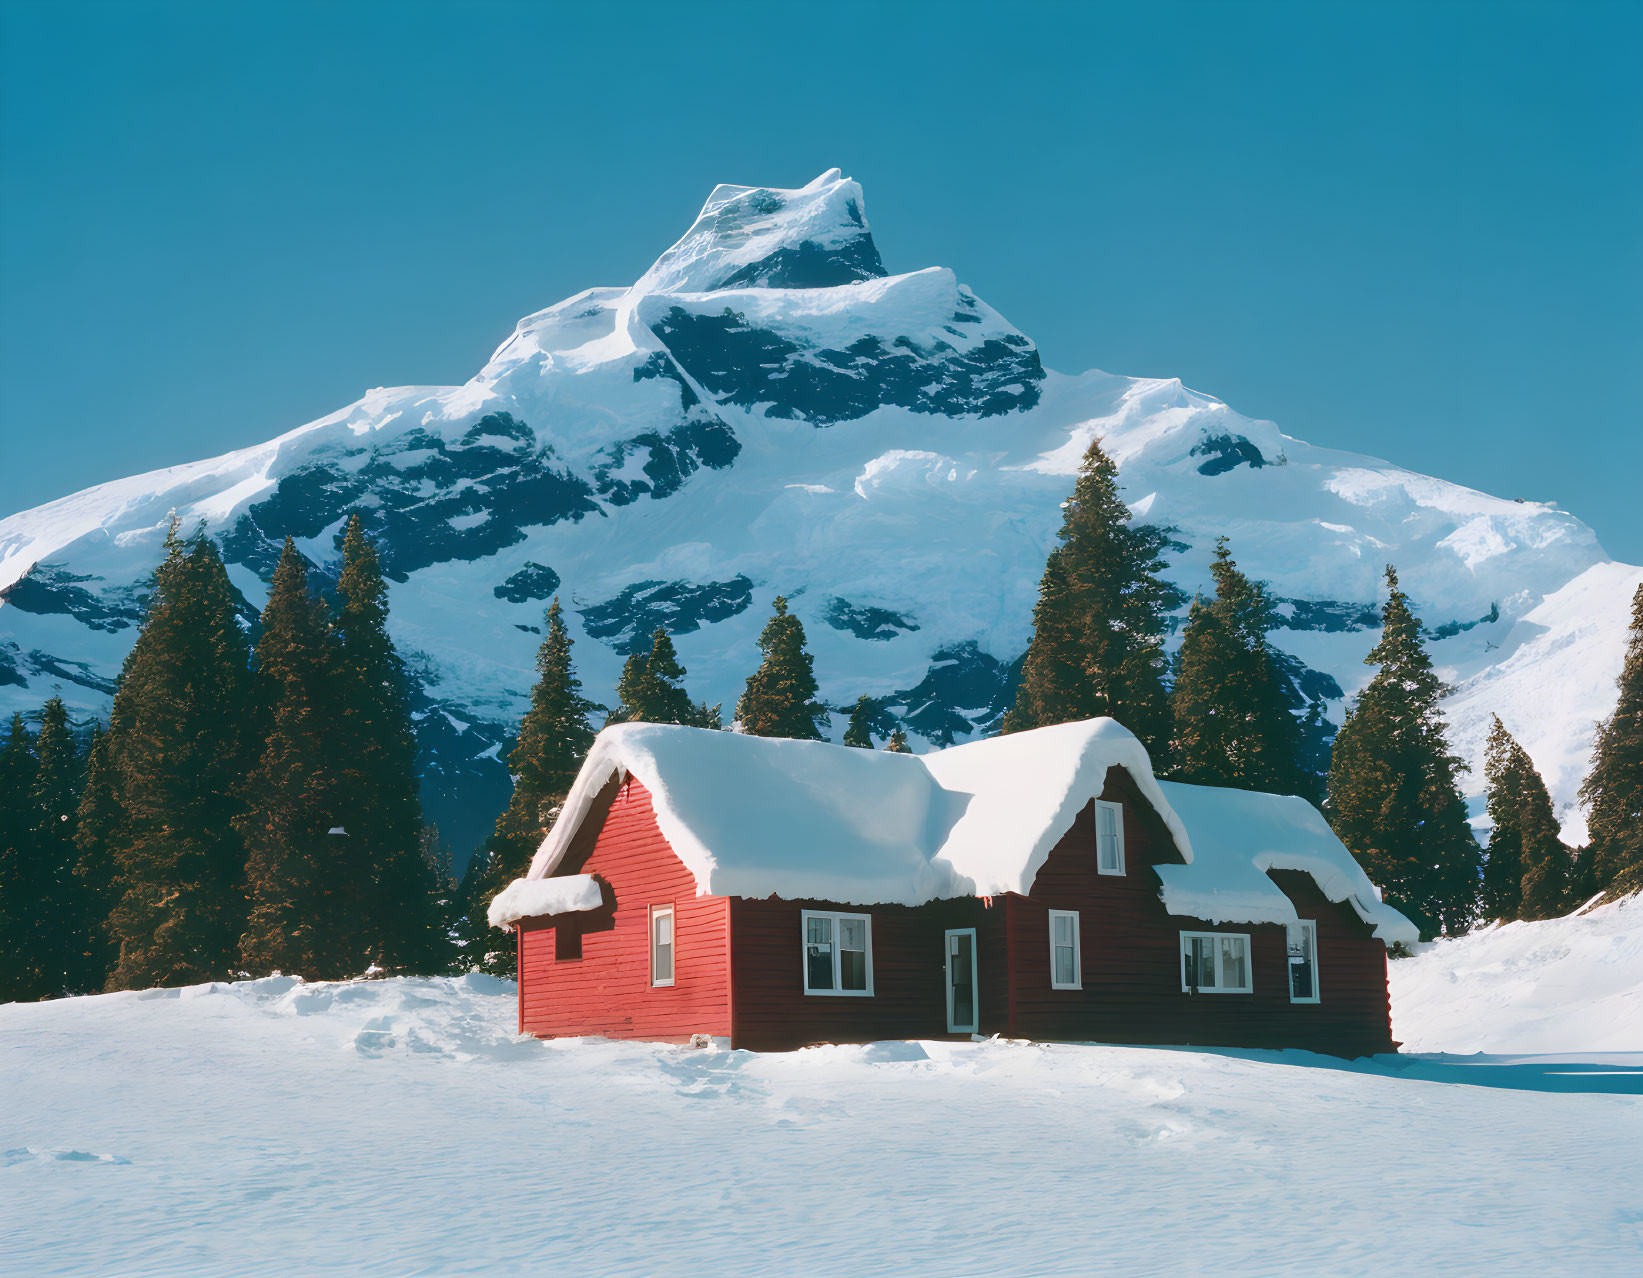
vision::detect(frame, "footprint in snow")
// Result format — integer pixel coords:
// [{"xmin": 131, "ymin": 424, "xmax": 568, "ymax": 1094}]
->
[{"xmin": 353, "ymin": 1016, "xmax": 397, "ymax": 1055}]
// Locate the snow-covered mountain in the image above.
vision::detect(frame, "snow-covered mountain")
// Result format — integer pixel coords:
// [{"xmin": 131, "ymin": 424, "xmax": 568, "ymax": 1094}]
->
[{"xmin": 1, "ymin": 168, "xmax": 1636, "ymax": 858}]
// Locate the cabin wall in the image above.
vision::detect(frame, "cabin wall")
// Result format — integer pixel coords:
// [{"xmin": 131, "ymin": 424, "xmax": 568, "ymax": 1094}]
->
[
  {"xmin": 728, "ymin": 895, "xmax": 997, "ymax": 1051},
  {"xmin": 517, "ymin": 776, "xmax": 731, "ymax": 1044},
  {"xmin": 1007, "ymin": 768, "xmax": 1394, "ymax": 1057},
  {"xmin": 517, "ymin": 764, "xmax": 1392, "ymax": 1056}
]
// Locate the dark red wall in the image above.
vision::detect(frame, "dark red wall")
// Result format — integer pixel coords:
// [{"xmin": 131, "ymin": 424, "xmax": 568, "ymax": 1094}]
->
[
  {"xmin": 727, "ymin": 895, "xmax": 994, "ymax": 1051},
  {"xmin": 1005, "ymin": 767, "xmax": 1394, "ymax": 1057},
  {"xmin": 517, "ymin": 776, "xmax": 731, "ymax": 1043},
  {"xmin": 515, "ymin": 765, "xmax": 1395, "ymax": 1057}
]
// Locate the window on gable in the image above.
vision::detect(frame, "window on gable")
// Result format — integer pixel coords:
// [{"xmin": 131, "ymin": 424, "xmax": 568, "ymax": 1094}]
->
[
  {"xmin": 1049, "ymin": 910, "xmax": 1081, "ymax": 989},
  {"xmin": 650, "ymin": 905, "xmax": 675, "ymax": 988},
  {"xmin": 802, "ymin": 910, "xmax": 873, "ymax": 996},
  {"xmin": 1095, "ymin": 800, "xmax": 1125, "ymax": 875},
  {"xmin": 1180, "ymin": 931, "xmax": 1252, "ymax": 994},
  {"xmin": 1287, "ymin": 920, "xmax": 1320, "ymax": 1003}
]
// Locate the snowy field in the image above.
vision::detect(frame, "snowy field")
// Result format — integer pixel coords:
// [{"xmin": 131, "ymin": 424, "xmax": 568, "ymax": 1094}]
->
[
  {"xmin": 4, "ymin": 904, "xmax": 1641, "ymax": 1276},
  {"xmin": 1391, "ymin": 894, "xmax": 1643, "ymax": 1053}
]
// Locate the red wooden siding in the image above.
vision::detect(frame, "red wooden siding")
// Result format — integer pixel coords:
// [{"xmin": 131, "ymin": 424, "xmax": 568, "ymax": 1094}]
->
[
  {"xmin": 512, "ymin": 764, "xmax": 1395, "ymax": 1057},
  {"xmin": 1005, "ymin": 767, "xmax": 1394, "ymax": 1057},
  {"xmin": 517, "ymin": 776, "xmax": 731, "ymax": 1043},
  {"xmin": 728, "ymin": 895, "xmax": 995, "ymax": 1051}
]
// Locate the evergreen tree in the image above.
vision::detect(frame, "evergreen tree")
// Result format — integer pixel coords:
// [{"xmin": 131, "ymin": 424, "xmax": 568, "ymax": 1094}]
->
[
  {"xmin": 885, "ymin": 728, "xmax": 911, "ymax": 754},
  {"xmin": 1480, "ymin": 717, "xmax": 1526, "ymax": 921},
  {"xmin": 333, "ymin": 515, "xmax": 445, "ymax": 974},
  {"xmin": 495, "ymin": 599, "xmax": 597, "ymax": 843},
  {"xmin": 735, "ymin": 597, "xmax": 828, "ymax": 740},
  {"xmin": 103, "ymin": 524, "xmax": 254, "ymax": 989},
  {"xmin": 0, "ymin": 713, "xmax": 38, "ymax": 1000},
  {"xmin": 1004, "ymin": 438, "xmax": 1173, "ymax": 757},
  {"xmin": 1517, "ymin": 783, "xmax": 1573, "ymax": 923},
  {"xmin": 1170, "ymin": 597, "xmax": 1241, "ymax": 780},
  {"xmin": 1327, "ymin": 566, "xmax": 1481, "ymax": 937},
  {"xmin": 22, "ymin": 698, "xmax": 84, "ymax": 997},
  {"xmin": 1171, "ymin": 540, "xmax": 1315, "ymax": 799},
  {"xmin": 235, "ymin": 538, "xmax": 357, "ymax": 980},
  {"xmin": 70, "ymin": 723, "xmax": 121, "ymax": 992},
  {"xmin": 1482, "ymin": 716, "xmax": 1571, "ymax": 921},
  {"xmin": 613, "ymin": 628, "xmax": 714, "ymax": 727},
  {"xmin": 462, "ymin": 598, "xmax": 597, "ymax": 976},
  {"xmin": 843, "ymin": 696, "xmax": 875, "ymax": 748},
  {"xmin": 1580, "ymin": 582, "xmax": 1643, "ymax": 896}
]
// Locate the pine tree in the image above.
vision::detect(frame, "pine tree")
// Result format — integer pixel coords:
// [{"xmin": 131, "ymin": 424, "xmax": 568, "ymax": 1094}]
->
[
  {"xmin": 613, "ymin": 628, "xmax": 713, "ymax": 727},
  {"xmin": 1170, "ymin": 597, "xmax": 1241, "ymax": 780},
  {"xmin": 496, "ymin": 599, "xmax": 597, "ymax": 843},
  {"xmin": 0, "ymin": 713, "xmax": 38, "ymax": 1000},
  {"xmin": 70, "ymin": 723, "xmax": 121, "ymax": 992},
  {"xmin": 235, "ymin": 538, "xmax": 357, "ymax": 980},
  {"xmin": 1581, "ymin": 582, "xmax": 1643, "ymax": 897},
  {"xmin": 333, "ymin": 515, "xmax": 445, "ymax": 974},
  {"xmin": 22, "ymin": 698, "xmax": 84, "ymax": 997},
  {"xmin": 843, "ymin": 696, "xmax": 875, "ymax": 748},
  {"xmin": 1327, "ymin": 566, "xmax": 1481, "ymax": 937},
  {"xmin": 1480, "ymin": 717, "xmax": 1526, "ymax": 921},
  {"xmin": 461, "ymin": 598, "xmax": 597, "ymax": 976},
  {"xmin": 1517, "ymin": 779, "xmax": 1572, "ymax": 923},
  {"xmin": 1171, "ymin": 541, "xmax": 1314, "ymax": 798},
  {"xmin": 103, "ymin": 524, "xmax": 254, "ymax": 989},
  {"xmin": 885, "ymin": 728, "xmax": 911, "ymax": 753},
  {"xmin": 1004, "ymin": 438, "xmax": 1173, "ymax": 758},
  {"xmin": 1482, "ymin": 716, "xmax": 1571, "ymax": 921},
  {"xmin": 736, "ymin": 596, "xmax": 828, "ymax": 740}
]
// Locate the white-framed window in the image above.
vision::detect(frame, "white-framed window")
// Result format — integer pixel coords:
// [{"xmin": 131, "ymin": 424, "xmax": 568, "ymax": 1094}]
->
[
  {"xmin": 1180, "ymin": 931, "xmax": 1252, "ymax": 994},
  {"xmin": 650, "ymin": 905, "xmax": 675, "ymax": 988},
  {"xmin": 1095, "ymin": 799, "xmax": 1125, "ymax": 875},
  {"xmin": 801, "ymin": 909, "xmax": 873, "ymax": 996},
  {"xmin": 1049, "ymin": 909, "xmax": 1081, "ymax": 989},
  {"xmin": 1287, "ymin": 919, "xmax": 1320, "ymax": 1003}
]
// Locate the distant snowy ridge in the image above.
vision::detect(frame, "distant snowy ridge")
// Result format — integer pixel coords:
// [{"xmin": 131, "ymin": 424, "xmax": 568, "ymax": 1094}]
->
[{"xmin": 0, "ymin": 168, "xmax": 1636, "ymax": 856}]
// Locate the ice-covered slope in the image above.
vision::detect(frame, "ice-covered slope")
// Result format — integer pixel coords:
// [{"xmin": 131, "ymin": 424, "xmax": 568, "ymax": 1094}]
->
[
  {"xmin": 1, "ymin": 168, "xmax": 1636, "ymax": 856},
  {"xmin": 1391, "ymin": 894, "xmax": 1643, "ymax": 1053}
]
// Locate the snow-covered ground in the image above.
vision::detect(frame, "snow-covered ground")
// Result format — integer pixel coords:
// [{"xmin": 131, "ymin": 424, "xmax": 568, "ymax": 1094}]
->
[
  {"xmin": 5, "ymin": 904, "xmax": 1641, "ymax": 1277},
  {"xmin": 1391, "ymin": 894, "xmax": 1643, "ymax": 1054}
]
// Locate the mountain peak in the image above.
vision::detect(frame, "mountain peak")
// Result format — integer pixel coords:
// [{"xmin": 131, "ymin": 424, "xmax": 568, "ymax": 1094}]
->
[{"xmin": 634, "ymin": 168, "xmax": 885, "ymax": 295}]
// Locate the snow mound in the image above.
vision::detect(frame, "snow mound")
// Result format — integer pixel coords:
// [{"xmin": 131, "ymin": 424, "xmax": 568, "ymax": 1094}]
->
[
  {"xmin": 486, "ymin": 874, "xmax": 604, "ymax": 928},
  {"xmin": 1391, "ymin": 894, "xmax": 1643, "ymax": 1052},
  {"xmin": 524, "ymin": 718, "xmax": 1416, "ymax": 942}
]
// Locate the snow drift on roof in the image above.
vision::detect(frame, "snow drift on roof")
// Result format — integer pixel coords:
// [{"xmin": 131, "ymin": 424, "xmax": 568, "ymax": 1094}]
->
[
  {"xmin": 487, "ymin": 874, "xmax": 603, "ymax": 929},
  {"xmin": 514, "ymin": 717, "xmax": 1416, "ymax": 944},
  {"xmin": 1153, "ymin": 781, "xmax": 1418, "ymax": 943}
]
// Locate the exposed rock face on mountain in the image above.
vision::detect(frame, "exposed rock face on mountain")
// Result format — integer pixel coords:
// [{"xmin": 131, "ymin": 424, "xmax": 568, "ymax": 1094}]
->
[{"xmin": 1, "ymin": 169, "xmax": 1635, "ymax": 859}]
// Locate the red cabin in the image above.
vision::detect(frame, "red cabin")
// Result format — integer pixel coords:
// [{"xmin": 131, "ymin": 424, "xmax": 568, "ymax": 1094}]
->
[{"xmin": 489, "ymin": 718, "xmax": 1417, "ymax": 1057}]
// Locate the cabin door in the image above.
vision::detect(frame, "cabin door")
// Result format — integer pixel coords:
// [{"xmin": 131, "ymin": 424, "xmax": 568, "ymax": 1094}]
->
[{"xmin": 945, "ymin": 928, "xmax": 978, "ymax": 1035}]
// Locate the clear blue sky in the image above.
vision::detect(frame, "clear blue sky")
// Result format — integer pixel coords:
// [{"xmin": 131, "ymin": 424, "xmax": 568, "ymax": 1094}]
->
[{"xmin": 3, "ymin": 0, "xmax": 1639, "ymax": 560}]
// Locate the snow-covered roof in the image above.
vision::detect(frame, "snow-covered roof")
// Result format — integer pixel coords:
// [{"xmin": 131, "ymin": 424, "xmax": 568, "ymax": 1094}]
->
[
  {"xmin": 510, "ymin": 718, "xmax": 1416, "ymax": 944},
  {"xmin": 486, "ymin": 874, "xmax": 604, "ymax": 929},
  {"xmin": 1152, "ymin": 781, "xmax": 1417, "ymax": 943}
]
